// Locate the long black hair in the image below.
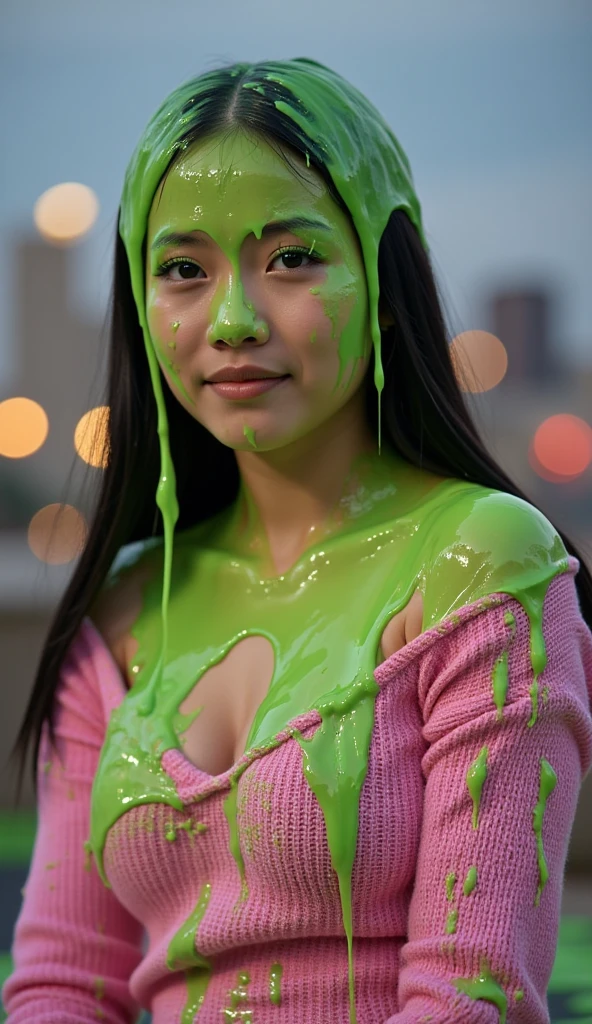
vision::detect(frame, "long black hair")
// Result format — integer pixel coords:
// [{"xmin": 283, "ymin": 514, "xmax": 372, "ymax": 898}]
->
[{"xmin": 8, "ymin": 64, "xmax": 592, "ymax": 806}]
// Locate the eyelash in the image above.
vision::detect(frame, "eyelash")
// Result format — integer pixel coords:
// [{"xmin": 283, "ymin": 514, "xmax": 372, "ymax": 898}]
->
[{"xmin": 154, "ymin": 246, "xmax": 324, "ymax": 280}]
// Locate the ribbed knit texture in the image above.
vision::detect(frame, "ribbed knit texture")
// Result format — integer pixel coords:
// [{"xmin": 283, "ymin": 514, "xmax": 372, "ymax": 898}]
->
[{"xmin": 3, "ymin": 558, "xmax": 592, "ymax": 1023}]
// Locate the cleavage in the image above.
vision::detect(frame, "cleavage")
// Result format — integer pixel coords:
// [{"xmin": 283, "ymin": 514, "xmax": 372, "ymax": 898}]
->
[{"xmin": 175, "ymin": 634, "xmax": 275, "ymax": 777}]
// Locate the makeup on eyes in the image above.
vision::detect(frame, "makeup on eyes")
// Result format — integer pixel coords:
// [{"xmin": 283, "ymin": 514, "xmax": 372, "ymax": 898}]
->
[{"xmin": 152, "ymin": 244, "xmax": 327, "ymax": 280}]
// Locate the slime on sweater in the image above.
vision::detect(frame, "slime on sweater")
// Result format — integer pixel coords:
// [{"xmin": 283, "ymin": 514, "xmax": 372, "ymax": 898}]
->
[
  {"xmin": 85, "ymin": 470, "xmax": 573, "ymax": 1023},
  {"xmin": 5, "ymin": 554, "xmax": 592, "ymax": 1023}
]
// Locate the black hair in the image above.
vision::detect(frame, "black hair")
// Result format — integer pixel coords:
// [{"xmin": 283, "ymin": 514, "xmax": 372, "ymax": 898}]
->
[{"xmin": 7, "ymin": 62, "xmax": 592, "ymax": 805}]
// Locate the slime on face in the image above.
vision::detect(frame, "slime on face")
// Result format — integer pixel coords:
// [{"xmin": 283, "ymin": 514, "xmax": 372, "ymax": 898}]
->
[
  {"xmin": 84, "ymin": 59, "xmax": 574, "ymax": 1023},
  {"xmin": 145, "ymin": 129, "xmax": 373, "ymax": 455}
]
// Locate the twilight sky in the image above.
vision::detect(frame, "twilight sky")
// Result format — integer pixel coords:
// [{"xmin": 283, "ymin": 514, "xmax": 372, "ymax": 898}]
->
[{"xmin": 1, "ymin": 0, "xmax": 591, "ymax": 387}]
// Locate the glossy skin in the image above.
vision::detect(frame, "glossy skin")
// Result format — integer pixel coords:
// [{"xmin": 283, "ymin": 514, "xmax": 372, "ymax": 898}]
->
[{"xmin": 92, "ymin": 131, "xmax": 430, "ymax": 759}]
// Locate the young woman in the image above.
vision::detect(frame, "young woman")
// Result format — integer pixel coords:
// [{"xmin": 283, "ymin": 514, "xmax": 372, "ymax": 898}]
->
[{"xmin": 4, "ymin": 57, "xmax": 592, "ymax": 1024}]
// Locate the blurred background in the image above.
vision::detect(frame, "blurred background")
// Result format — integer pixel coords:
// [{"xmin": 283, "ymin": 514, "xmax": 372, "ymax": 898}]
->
[{"xmin": 1, "ymin": 1, "xmax": 591, "ymax": 1020}]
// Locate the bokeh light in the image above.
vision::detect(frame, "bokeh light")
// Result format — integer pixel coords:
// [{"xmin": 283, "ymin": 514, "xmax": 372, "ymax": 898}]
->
[
  {"xmin": 530, "ymin": 414, "xmax": 592, "ymax": 481},
  {"xmin": 27, "ymin": 504, "xmax": 88, "ymax": 565},
  {"xmin": 33, "ymin": 182, "xmax": 99, "ymax": 245},
  {"xmin": 74, "ymin": 405, "xmax": 110, "ymax": 468},
  {"xmin": 0, "ymin": 397, "xmax": 49, "ymax": 458},
  {"xmin": 449, "ymin": 330, "xmax": 508, "ymax": 393}
]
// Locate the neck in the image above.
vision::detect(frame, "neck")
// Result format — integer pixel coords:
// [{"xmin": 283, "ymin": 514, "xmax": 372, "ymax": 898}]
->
[{"xmin": 227, "ymin": 397, "xmax": 414, "ymax": 576}]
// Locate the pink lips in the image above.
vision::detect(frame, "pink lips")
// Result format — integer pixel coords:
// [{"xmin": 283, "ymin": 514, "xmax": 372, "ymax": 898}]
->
[{"xmin": 205, "ymin": 376, "xmax": 290, "ymax": 400}]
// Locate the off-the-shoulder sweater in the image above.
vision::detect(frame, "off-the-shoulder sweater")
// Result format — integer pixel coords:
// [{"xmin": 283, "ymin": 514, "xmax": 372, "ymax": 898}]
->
[{"xmin": 3, "ymin": 558, "xmax": 592, "ymax": 1023}]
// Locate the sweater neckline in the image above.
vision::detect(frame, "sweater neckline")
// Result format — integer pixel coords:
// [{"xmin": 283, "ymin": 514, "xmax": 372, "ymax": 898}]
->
[{"xmin": 82, "ymin": 583, "xmax": 517, "ymax": 799}]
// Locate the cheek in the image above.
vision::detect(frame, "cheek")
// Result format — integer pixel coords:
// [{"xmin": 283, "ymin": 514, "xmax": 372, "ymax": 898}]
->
[
  {"xmin": 146, "ymin": 292, "xmax": 198, "ymax": 357},
  {"xmin": 300, "ymin": 285, "xmax": 370, "ymax": 395},
  {"xmin": 146, "ymin": 289, "xmax": 173, "ymax": 343}
]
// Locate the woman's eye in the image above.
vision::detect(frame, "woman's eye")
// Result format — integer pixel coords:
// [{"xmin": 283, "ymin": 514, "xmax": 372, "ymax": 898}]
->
[
  {"xmin": 156, "ymin": 259, "xmax": 204, "ymax": 281},
  {"xmin": 270, "ymin": 248, "xmax": 322, "ymax": 271}
]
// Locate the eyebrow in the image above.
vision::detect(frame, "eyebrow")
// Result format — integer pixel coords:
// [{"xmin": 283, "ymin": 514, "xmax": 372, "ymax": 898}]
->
[{"xmin": 150, "ymin": 217, "xmax": 331, "ymax": 252}]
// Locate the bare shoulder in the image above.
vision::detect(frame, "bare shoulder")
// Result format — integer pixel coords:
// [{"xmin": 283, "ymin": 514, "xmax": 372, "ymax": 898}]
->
[{"xmin": 88, "ymin": 539, "xmax": 163, "ymax": 682}]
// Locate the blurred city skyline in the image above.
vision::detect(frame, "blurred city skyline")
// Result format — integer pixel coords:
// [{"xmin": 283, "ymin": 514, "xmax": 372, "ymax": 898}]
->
[{"xmin": 1, "ymin": 0, "xmax": 591, "ymax": 390}]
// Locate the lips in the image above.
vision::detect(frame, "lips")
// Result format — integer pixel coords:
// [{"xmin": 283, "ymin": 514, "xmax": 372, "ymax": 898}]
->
[
  {"xmin": 204, "ymin": 376, "xmax": 290, "ymax": 400},
  {"xmin": 205, "ymin": 365, "xmax": 287, "ymax": 383}
]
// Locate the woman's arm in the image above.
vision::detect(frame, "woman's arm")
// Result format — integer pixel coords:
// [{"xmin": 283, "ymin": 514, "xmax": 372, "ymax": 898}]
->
[
  {"xmin": 2, "ymin": 623, "xmax": 145, "ymax": 1024},
  {"xmin": 385, "ymin": 568, "xmax": 592, "ymax": 1023}
]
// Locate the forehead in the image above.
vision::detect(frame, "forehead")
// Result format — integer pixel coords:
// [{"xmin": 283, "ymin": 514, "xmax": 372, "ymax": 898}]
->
[{"xmin": 147, "ymin": 130, "xmax": 333, "ymax": 247}]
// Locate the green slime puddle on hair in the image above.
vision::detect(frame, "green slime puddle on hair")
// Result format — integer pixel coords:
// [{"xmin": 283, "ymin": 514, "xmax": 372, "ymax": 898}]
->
[{"xmin": 89, "ymin": 57, "xmax": 574, "ymax": 1024}]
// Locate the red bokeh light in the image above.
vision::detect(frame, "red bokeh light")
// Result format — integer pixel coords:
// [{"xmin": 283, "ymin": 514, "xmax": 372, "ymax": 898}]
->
[{"xmin": 530, "ymin": 415, "xmax": 592, "ymax": 481}]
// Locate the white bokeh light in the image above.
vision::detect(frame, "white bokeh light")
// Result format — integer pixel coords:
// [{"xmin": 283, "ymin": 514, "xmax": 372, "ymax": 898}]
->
[{"xmin": 33, "ymin": 182, "xmax": 99, "ymax": 245}]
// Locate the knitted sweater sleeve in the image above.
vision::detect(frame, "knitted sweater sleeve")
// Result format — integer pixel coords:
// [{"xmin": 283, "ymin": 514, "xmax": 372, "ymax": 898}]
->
[
  {"xmin": 384, "ymin": 568, "xmax": 592, "ymax": 1024},
  {"xmin": 2, "ymin": 623, "xmax": 144, "ymax": 1024}
]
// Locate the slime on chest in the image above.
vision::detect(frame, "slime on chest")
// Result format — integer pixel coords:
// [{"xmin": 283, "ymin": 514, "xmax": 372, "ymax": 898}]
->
[{"xmin": 87, "ymin": 465, "xmax": 568, "ymax": 1024}]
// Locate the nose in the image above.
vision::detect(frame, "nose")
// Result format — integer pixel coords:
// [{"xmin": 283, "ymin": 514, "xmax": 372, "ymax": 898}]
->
[{"xmin": 206, "ymin": 274, "xmax": 269, "ymax": 348}]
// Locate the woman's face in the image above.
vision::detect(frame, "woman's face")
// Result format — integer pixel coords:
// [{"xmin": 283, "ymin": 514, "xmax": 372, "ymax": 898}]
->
[{"xmin": 145, "ymin": 129, "xmax": 373, "ymax": 452}]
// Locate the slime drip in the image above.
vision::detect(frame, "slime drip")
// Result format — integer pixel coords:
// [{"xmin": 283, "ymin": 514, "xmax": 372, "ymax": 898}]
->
[
  {"xmin": 293, "ymin": 675, "xmax": 378, "ymax": 1024},
  {"xmin": 224, "ymin": 778, "xmax": 249, "ymax": 905},
  {"xmin": 533, "ymin": 757, "xmax": 558, "ymax": 906},
  {"xmin": 467, "ymin": 747, "xmax": 488, "ymax": 830},
  {"xmin": 445, "ymin": 909, "xmax": 458, "ymax": 934},
  {"xmin": 453, "ymin": 959, "xmax": 508, "ymax": 1024},
  {"xmin": 166, "ymin": 881, "xmax": 212, "ymax": 1015},
  {"xmin": 445, "ymin": 872, "xmax": 456, "ymax": 901},
  {"xmin": 269, "ymin": 962, "xmax": 283, "ymax": 1005},
  {"xmin": 527, "ymin": 677, "xmax": 540, "ymax": 728},
  {"xmin": 222, "ymin": 970, "xmax": 252, "ymax": 1022},
  {"xmin": 243, "ymin": 425, "xmax": 257, "ymax": 450},
  {"xmin": 492, "ymin": 609, "xmax": 516, "ymax": 720},
  {"xmin": 463, "ymin": 866, "xmax": 478, "ymax": 896}
]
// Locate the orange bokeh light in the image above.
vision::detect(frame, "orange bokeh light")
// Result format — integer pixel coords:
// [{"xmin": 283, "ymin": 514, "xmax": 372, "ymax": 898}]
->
[
  {"xmin": 449, "ymin": 331, "xmax": 508, "ymax": 393},
  {"xmin": 0, "ymin": 397, "xmax": 49, "ymax": 458},
  {"xmin": 531, "ymin": 414, "xmax": 592, "ymax": 481},
  {"xmin": 74, "ymin": 406, "xmax": 110, "ymax": 468},
  {"xmin": 27, "ymin": 504, "xmax": 88, "ymax": 565}
]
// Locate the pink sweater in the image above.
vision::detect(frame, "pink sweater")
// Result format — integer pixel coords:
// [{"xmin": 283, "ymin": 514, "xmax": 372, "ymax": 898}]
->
[{"xmin": 3, "ymin": 558, "xmax": 592, "ymax": 1024}]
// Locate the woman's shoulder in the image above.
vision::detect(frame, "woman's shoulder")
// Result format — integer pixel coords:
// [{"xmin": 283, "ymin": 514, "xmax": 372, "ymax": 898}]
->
[
  {"xmin": 87, "ymin": 537, "xmax": 165, "ymax": 678},
  {"xmin": 422, "ymin": 481, "xmax": 571, "ymax": 628},
  {"xmin": 432, "ymin": 481, "xmax": 566, "ymax": 559},
  {"xmin": 86, "ymin": 520, "xmax": 216, "ymax": 678}
]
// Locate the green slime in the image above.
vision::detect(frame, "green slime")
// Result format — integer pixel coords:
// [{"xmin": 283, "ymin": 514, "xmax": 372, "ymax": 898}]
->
[
  {"xmin": 492, "ymin": 610, "xmax": 516, "ymax": 720},
  {"xmin": 533, "ymin": 757, "xmax": 558, "ymax": 906},
  {"xmin": 87, "ymin": 468, "xmax": 568, "ymax": 1022},
  {"xmin": 166, "ymin": 881, "xmax": 212, "ymax": 1021},
  {"xmin": 463, "ymin": 865, "xmax": 478, "ymax": 896},
  {"xmin": 242, "ymin": 425, "xmax": 257, "ymax": 450},
  {"xmin": 269, "ymin": 962, "xmax": 283, "ymax": 1005},
  {"xmin": 453, "ymin": 958, "xmax": 508, "ymax": 1024},
  {"xmin": 467, "ymin": 746, "xmax": 489, "ymax": 830},
  {"xmin": 445, "ymin": 872, "xmax": 456, "ymax": 901},
  {"xmin": 222, "ymin": 970, "xmax": 252, "ymax": 1021},
  {"xmin": 87, "ymin": 57, "xmax": 571, "ymax": 1023}
]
